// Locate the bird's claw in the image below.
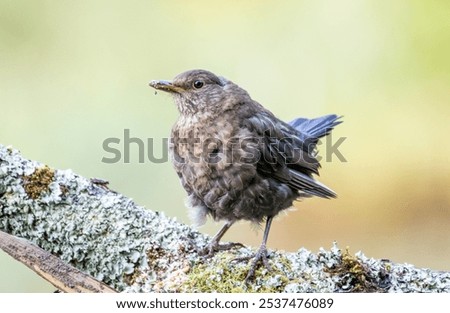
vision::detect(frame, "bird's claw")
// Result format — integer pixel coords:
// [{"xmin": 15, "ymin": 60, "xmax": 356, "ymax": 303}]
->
[
  {"xmin": 199, "ymin": 241, "xmax": 245, "ymax": 257},
  {"xmin": 233, "ymin": 245, "xmax": 272, "ymax": 283}
]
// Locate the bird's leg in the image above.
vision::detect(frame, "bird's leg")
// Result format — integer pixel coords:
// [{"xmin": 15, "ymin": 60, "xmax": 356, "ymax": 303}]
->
[
  {"xmin": 201, "ymin": 221, "xmax": 244, "ymax": 257},
  {"xmin": 234, "ymin": 216, "xmax": 274, "ymax": 282}
]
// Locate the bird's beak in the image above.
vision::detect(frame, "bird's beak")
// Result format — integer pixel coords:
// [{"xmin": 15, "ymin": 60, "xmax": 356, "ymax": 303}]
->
[{"xmin": 149, "ymin": 80, "xmax": 183, "ymax": 93}]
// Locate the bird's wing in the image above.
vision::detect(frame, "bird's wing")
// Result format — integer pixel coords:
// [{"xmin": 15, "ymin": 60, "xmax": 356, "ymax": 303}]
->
[{"xmin": 242, "ymin": 111, "xmax": 337, "ymax": 198}]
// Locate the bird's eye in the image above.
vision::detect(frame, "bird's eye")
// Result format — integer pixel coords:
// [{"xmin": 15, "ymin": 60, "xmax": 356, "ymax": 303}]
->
[{"xmin": 193, "ymin": 80, "xmax": 204, "ymax": 89}]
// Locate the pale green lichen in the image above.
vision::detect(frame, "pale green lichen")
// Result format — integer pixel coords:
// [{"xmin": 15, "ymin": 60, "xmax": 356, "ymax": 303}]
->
[{"xmin": 0, "ymin": 144, "xmax": 204, "ymax": 291}]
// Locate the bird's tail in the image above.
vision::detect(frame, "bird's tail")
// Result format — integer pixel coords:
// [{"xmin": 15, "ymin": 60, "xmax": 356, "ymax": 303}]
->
[
  {"xmin": 290, "ymin": 114, "xmax": 342, "ymax": 141},
  {"xmin": 289, "ymin": 114, "xmax": 342, "ymax": 150}
]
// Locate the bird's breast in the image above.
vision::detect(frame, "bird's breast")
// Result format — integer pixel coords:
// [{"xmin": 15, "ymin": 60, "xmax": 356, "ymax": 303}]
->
[
  {"xmin": 169, "ymin": 113, "xmax": 261, "ymax": 205},
  {"xmin": 170, "ymin": 113, "xmax": 237, "ymax": 160}
]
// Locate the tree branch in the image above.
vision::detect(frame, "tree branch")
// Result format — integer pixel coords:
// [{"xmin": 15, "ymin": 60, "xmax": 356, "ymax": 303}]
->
[
  {"xmin": 0, "ymin": 144, "xmax": 449, "ymax": 292},
  {"xmin": 0, "ymin": 230, "xmax": 117, "ymax": 293}
]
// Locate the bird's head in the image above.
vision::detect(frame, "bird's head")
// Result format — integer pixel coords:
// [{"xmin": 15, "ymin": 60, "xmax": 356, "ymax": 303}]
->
[{"xmin": 149, "ymin": 69, "xmax": 250, "ymax": 116}]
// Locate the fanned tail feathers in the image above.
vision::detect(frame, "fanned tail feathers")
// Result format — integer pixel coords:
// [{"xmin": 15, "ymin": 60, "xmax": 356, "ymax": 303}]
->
[
  {"xmin": 288, "ymin": 114, "xmax": 342, "ymax": 199},
  {"xmin": 289, "ymin": 114, "xmax": 342, "ymax": 147}
]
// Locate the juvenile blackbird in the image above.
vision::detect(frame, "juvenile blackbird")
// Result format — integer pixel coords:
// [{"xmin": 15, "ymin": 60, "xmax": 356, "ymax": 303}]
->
[{"xmin": 149, "ymin": 69, "xmax": 341, "ymax": 281}]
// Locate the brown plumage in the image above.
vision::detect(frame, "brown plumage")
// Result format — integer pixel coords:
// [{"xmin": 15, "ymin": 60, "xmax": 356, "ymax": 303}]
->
[{"xmin": 149, "ymin": 69, "xmax": 341, "ymax": 281}]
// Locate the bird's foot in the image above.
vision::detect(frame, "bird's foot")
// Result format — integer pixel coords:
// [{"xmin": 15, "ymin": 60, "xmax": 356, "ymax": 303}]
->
[
  {"xmin": 199, "ymin": 240, "xmax": 245, "ymax": 257},
  {"xmin": 234, "ymin": 244, "xmax": 272, "ymax": 283}
]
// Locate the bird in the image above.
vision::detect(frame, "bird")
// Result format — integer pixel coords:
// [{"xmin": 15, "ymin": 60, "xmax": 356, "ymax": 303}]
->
[{"xmin": 149, "ymin": 69, "xmax": 341, "ymax": 282}]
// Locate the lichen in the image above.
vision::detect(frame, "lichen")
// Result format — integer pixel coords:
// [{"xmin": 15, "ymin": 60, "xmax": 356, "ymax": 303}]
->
[
  {"xmin": 0, "ymin": 145, "xmax": 205, "ymax": 291},
  {"xmin": 146, "ymin": 245, "xmax": 178, "ymax": 280},
  {"xmin": 59, "ymin": 184, "xmax": 69, "ymax": 196}
]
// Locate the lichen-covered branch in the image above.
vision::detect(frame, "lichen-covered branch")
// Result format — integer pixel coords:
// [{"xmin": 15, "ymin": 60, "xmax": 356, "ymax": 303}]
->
[
  {"xmin": 0, "ymin": 230, "xmax": 117, "ymax": 293},
  {"xmin": 0, "ymin": 144, "xmax": 449, "ymax": 292}
]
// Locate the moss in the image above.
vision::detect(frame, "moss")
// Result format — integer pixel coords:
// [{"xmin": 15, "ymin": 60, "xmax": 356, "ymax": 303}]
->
[
  {"xmin": 22, "ymin": 165, "xmax": 55, "ymax": 199},
  {"xmin": 183, "ymin": 253, "xmax": 291, "ymax": 292},
  {"xmin": 326, "ymin": 247, "xmax": 383, "ymax": 292},
  {"xmin": 276, "ymin": 254, "xmax": 293, "ymax": 272},
  {"xmin": 184, "ymin": 254, "xmax": 247, "ymax": 292}
]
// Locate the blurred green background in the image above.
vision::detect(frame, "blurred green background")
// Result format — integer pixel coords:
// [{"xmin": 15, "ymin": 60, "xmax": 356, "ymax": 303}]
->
[{"xmin": 1, "ymin": 0, "xmax": 449, "ymax": 292}]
